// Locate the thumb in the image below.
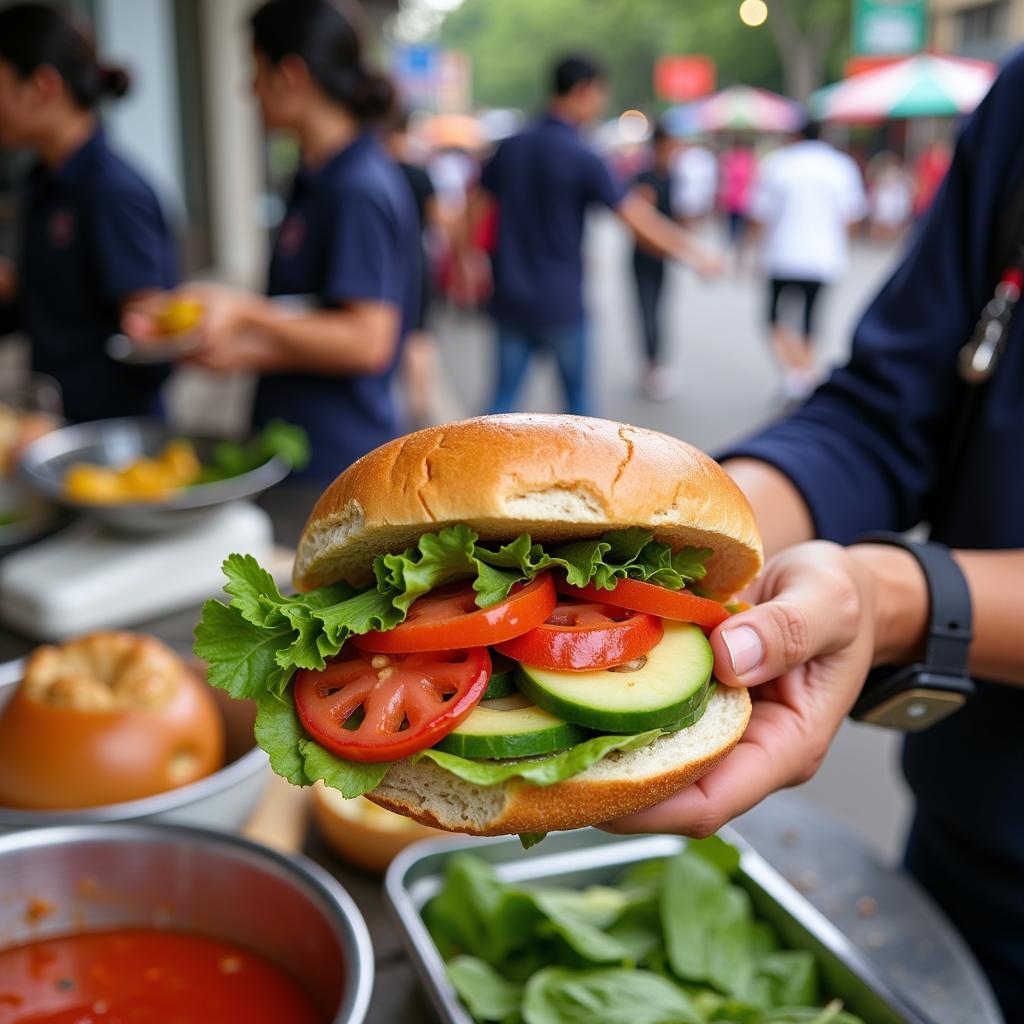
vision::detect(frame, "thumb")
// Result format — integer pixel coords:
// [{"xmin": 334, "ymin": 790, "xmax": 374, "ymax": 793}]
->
[{"xmin": 710, "ymin": 567, "xmax": 860, "ymax": 688}]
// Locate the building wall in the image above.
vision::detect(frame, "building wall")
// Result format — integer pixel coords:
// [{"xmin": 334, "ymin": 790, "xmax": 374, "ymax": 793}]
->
[{"xmin": 930, "ymin": 0, "xmax": 1024, "ymax": 60}]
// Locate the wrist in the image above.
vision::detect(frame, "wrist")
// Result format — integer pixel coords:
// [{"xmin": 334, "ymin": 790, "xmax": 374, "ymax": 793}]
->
[{"xmin": 848, "ymin": 544, "xmax": 929, "ymax": 665}]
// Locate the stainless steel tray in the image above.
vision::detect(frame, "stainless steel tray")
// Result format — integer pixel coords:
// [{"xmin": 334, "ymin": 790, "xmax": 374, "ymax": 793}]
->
[{"xmin": 385, "ymin": 828, "xmax": 932, "ymax": 1024}]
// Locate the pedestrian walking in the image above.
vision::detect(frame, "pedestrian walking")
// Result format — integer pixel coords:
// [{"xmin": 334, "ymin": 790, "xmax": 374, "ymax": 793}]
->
[
  {"xmin": 631, "ymin": 121, "xmax": 682, "ymax": 401},
  {"xmin": 748, "ymin": 121, "xmax": 866, "ymax": 399},
  {"xmin": 464, "ymin": 54, "xmax": 721, "ymax": 417}
]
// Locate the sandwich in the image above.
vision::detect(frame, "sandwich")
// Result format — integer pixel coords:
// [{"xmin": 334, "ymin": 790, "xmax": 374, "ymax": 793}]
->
[{"xmin": 195, "ymin": 414, "xmax": 761, "ymax": 839}]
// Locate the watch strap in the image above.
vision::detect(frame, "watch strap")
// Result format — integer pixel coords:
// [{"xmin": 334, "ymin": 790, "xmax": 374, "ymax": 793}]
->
[{"xmin": 852, "ymin": 532, "xmax": 973, "ymax": 675}]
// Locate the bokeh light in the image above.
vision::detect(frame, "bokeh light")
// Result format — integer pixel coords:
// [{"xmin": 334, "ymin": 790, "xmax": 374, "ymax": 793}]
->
[
  {"xmin": 738, "ymin": 0, "xmax": 768, "ymax": 28},
  {"xmin": 618, "ymin": 110, "xmax": 649, "ymax": 143}
]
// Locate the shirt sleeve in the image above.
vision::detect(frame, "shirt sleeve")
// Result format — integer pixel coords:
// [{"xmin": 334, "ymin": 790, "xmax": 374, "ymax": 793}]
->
[
  {"xmin": 722, "ymin": 59, "xmax": 1023, "ymax": 543},
  {"xmin": 91, "ymin": 181, "xmax": 177, "ymax": 303},
  {"xmin": 582, "ymin": 150, "xmax": 627, "ymax": 209},
  {"xmin": 323, "ymin": 188, "xmax": 403, "ymax": 308}
]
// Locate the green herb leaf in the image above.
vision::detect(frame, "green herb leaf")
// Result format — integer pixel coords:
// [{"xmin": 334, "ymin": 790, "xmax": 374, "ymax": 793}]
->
[
  {"xmin": 521, "ymin": 967, "xmax": 702, "ymax": 1024},
  {"xmin": 414, "ymin": 729, "xmax": 664, "ymax": 788},
  {"xmin": 299, "ymin": 739, "xmax": 388, "ymax": 798},
  {"xmin": 448, "ymin": 956, "xmax": 524, "ymax": 1021},
  {"xmin": 518, "ymin": 832, "xmax": 547, "ymax": 850}
]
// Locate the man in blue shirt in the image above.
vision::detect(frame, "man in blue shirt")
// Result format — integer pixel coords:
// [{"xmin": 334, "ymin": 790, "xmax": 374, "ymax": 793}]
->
[
  {"xmin": 608, "ymin": 51, "xmax": 1024, "ymax": 1018},
  {"xmin": 467, "ymin": 54, "xmax": 720, "ymax": 416}
]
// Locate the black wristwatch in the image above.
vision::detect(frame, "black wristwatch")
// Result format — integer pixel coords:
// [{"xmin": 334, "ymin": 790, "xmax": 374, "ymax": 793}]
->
[{"xmin": 849, "ymin": 532, "xmax": 975, "ymax": 731}]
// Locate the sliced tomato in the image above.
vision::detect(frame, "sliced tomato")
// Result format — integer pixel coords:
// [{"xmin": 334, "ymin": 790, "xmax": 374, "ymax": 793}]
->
[
  {"xmin": 555, "ymin": 576, "xmax": 730, "ymax": 629},
  {"xmin": 294, "ymin": 647, "xmax": 490, "ymax": 762},
  {"xmin": 352, "ymin": 574, "xmax": 557, "ymax": 654},
  {"xmin": 494, "ymin": 600, "xmax": 663, "ymax": 672}
]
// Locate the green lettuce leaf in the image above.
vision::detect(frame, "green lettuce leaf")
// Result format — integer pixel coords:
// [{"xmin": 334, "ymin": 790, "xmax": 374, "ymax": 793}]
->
[
  {"xmin": 299, "ymin": 739, "xmax": 389, "ymax": 798},
  {"xmin": 253, "ymin": 693, "xmax": 311, "ymax": 786},
  {"xmin": 447, "ymin": 956, "xmax": 524, "ymax": 1021},
  {"xmin": 414, "ymin": 729, "xmax": 664, "ymax": 787}
]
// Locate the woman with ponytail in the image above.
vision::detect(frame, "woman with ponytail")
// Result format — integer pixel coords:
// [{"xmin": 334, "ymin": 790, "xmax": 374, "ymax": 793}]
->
[
  {"xmin": 131, "ymin": 0, "xmax": 419, "ymax": 483},
  {"xmin": 0, "ymin": 3, "xmax": 177, "ymax": 422}
]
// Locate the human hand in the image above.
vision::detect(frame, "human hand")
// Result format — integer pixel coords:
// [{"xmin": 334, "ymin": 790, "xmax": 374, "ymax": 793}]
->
[
  {"xmin": 693, "ymin": 247, "xmax": 725, "ymax": 281},
  {"xmin": 604, "ymin": 541, "xmax": 878, "ymax": 838}
]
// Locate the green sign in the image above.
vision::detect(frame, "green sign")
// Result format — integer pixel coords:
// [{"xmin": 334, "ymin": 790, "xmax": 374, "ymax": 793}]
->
[{"xmin": 852, "ymin": 0, "xmax": 926, "ymax": 56}]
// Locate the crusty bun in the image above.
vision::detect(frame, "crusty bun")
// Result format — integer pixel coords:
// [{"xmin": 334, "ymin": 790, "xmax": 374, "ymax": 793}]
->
[
  {"xmin": 366, "ymin": 686, "xmax": 751, "ymax": 835},
  {"xmin": 0, "ymin": 632, "xmax": 224, "ymax": 810},
  {"xmin": 294, "ymin": 414, "xmax": 762, "ymax": 598}
]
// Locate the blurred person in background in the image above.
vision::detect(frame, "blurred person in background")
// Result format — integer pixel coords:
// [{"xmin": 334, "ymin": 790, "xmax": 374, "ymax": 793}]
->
[
  {"xmin": 384, "ymin": 108, "xmax": 446, "ymax": 428},
  {"xmin": 913, "ymin": 137, "xmax": 952, "ymax": 220},
  {"xmin": 0, "ymin": 3, "xmax": 177, "ymax": 423},
  {"xmin": 630, "ymin": 120, "xmax": 683, "ymax": 401},
  {"xmin": 462, "ymin": 53, "xmax": 721, "ymax": 417},
  {"xmin": 129, "ymin": 0, "xmax": 418, "ymax": 485},
  {"xmin": 749, "ymin": 120, "xmax": 866, "ymax": 399},
  {"xmin": 608, "ymin": 51, "xmax": 1024, "ymax": 1019},
  {"xmin": 718, "ymin": 135, "xmax": 756, "ymax": 267},
  {"xmin": 867, "ymin": 151, "xmax": 914, "ymax": 243},
  {"xmin": 673, "ymin": 137, "xmax": 718, "ymax": 225}
]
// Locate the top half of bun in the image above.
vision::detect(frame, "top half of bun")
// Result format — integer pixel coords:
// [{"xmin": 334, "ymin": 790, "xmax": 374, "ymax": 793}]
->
[{"xmin": 293, "ymin": 415, "xmax": 763, "ymax": 598}]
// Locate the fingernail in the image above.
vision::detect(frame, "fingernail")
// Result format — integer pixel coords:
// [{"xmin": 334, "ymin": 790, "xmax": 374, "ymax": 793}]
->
[{"xmin": 722, "ymin": 625, "xmax": 764, "ymax": 677}]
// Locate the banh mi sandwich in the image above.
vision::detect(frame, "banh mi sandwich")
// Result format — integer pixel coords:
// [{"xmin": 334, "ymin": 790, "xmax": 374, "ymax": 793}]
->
[{"xmin": 195, "ymin": 415, "xmax": 762, "ymax": 840}]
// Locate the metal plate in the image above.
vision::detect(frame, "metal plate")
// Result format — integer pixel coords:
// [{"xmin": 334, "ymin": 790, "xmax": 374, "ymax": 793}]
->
[
  {"xmin": 18, "ymin": 417, "xmax": 290, "ymax": 533},
  {"xmin": 385, "ymin": 828, "xmax": 931, "ymax": 1024}
]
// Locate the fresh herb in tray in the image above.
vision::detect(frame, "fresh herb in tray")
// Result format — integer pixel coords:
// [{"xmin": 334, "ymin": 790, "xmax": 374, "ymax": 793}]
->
[
  {"xmin": 196, "ymin": 420, "xmax": 310, "ymax": 484},
  {"xmin": 423, "ymin": 838, "xmax": 867, "ymax": 1024}
]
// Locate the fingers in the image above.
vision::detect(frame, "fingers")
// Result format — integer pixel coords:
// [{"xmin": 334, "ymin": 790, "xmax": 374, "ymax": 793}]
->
[
  {"xmin": 604, "ymin": 695, "xmax": 814, "ymax": 838},
  {"xmin": 711, "ymin": 548, "xmax": 862, "ymax": 689}
]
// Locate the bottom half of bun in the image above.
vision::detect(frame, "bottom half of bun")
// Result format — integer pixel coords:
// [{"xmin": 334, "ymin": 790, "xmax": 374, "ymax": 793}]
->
[{"xmin": 366, "ymin": 685, "xmax": 751, "ymax": 836}]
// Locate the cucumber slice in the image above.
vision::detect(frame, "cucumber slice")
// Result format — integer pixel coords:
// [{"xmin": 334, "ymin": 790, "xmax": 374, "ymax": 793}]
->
[
  {"xmin": 483, "ymin": 651, "xmax": 519, "ymax": 700},
  {"xmin": 434, "ymin": 694, "xmax": 590, "ymax": 759},
  {"xmin": 659, "ymin": 680, "xmax": 716, "ymax": 733},
  {"xmin": 516, "ymin": 621, "xmax": 713, "ymax": 732}
]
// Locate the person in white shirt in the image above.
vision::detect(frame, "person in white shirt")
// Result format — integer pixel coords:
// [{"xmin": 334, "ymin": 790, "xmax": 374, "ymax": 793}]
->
[
  {"xmin": 672, "ymin": 140, "xmax": 718, "ymax": 222},
  {"xmin": 749, "ymin": 122, "xmax": 867, "ymax": 396}
]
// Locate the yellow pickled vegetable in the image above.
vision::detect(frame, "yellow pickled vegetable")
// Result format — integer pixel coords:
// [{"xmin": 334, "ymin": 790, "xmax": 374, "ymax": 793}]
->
[
  {"xmin": 63, "ymin": 440, "xmax": 202, "ymax": 504},
  {"xmin": 153, "ymin": 296, "xmax": 203, "ymax": 337}
]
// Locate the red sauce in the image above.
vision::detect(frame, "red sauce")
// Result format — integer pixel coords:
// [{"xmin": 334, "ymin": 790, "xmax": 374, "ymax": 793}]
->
[{"xmin": 0, "ymin": 928, "xmax": 327, "ymax": 1024}]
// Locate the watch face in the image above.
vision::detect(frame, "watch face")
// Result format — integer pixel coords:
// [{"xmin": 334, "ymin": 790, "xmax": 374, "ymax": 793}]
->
[{"xmin": 857, "ymin": 687, "xmax": 968, "ymax": 731}]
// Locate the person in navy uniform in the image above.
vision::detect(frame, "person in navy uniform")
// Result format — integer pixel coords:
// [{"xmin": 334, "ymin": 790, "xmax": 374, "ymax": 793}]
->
[
  {"xmin": 0, "ymin": 3, "xmax": 177, "ymax": 423},
  {"xmin": 131, "ymin": 0, "xmax": 418, "ymax": 486},
  {"xmin": 462, "ymin": 54, "xmax": 721, "ymax": 417},
  {"xmin": 607, "ymin": 51, "xmax": 1024, "ymax": 1019}
]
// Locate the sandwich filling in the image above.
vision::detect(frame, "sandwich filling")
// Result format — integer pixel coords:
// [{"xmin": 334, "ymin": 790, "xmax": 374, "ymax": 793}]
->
[{"xmin": 195, "ymin": 525, "xmax": 732, "ymax": 805}]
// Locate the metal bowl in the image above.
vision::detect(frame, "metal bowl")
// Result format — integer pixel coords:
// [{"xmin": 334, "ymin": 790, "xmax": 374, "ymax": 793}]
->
[
  {"xmin": 18, "ymin": 417, "xmax": 291, "ymax": 533},
  {"xmin": 0, "ymin": 477, "xmax": 63, "ymax": 554},
  {"xmin": 0, "ymin": 822, "xmax": 374, "ymax": 1024},
  {"xmin": 0, "ymin": 669, "xmax": 269, "ymax": 834}
]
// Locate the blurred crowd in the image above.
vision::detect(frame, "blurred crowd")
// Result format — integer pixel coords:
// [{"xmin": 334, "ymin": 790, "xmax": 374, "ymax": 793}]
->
[{"xmin": 0, "ymin": 0, "xmax": 953, "ymax": 483}]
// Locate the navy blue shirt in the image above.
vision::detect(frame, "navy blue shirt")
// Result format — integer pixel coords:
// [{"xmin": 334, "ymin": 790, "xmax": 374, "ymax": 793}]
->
[
  {"xmin": 17, "ymin": 129, "xmax": 177, "ymax": 422},
  {"xmin": 726, "ymin": 51, "xmax": 1024, "ymax": 1014},
  {"xmin": 479, "ymin": 114, "xmax": 626, "ymax": 329},
  {"xmin": 256, "ymin": 133, "xmax": 419, "ymax": 485}
]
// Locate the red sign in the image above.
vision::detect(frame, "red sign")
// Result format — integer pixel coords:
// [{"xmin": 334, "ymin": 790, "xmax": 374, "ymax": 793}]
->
[
  {"xmin": 844, "ymin": 55, "xmax": 901, "ymax": 78},
  {"xmin": 654, "ymin": 55, "xmax": 716, "ymax": 103}
]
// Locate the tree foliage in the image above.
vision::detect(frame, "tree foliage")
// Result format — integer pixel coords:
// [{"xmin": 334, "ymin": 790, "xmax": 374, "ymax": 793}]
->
[{"xmin": 435, "ymin": 0, "xmax": 853, "ymax": 112}]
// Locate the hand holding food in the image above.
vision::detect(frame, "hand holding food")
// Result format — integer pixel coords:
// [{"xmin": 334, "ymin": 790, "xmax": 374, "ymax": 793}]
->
[
  {"xmin": 195, "ymin": 415, "xmax": 763, "ymax": 839},
  {"xmin": 605, "ymin": 542, "xmax": 878, "ymax": 838},
  {"xmin": 0, "ymin": 631, "xmax": 224, "ymax": 809}
]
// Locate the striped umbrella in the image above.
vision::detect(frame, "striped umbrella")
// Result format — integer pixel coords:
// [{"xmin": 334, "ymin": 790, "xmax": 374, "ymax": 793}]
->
[
  {"xmin": 810, "ymin": 54, "xmax": 996, "ymax": 121},
  {"xmin": 696, "ymin": 85, "xmax": 803, "ymax": 133}
]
